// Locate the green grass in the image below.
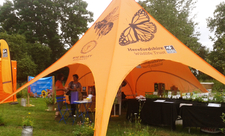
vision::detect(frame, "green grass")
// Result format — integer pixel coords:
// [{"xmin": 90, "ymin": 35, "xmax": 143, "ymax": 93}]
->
[
  {"xmin": 0, "ymin": 98, "xmax": 223, "ymax": 136},
  {"xmin": 0, "ymin": 98, "xmax": 75, "ymax": 136}
]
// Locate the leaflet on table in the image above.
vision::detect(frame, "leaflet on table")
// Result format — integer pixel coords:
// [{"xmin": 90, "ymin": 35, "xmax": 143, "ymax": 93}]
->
[
  {"xmin": 154, "ymin": 99, "xmax": 166, "ymax": 102},
  {"xmin": 164, "ymin": 101, "xmax": 174, "ymax": 103},
  {"xmin": 74, "ymin": 100, "xmax": 91, "ymax": 103},
  {"xmin": 208, "ymin": 103, "xmax": 221, "ymax": 107},
  {"xmin": 154, "ymin": 100, "xmax": 174, "ymax": 103},
  {"xmin": 179, "ymin": 103, "xmax": 193, "ymax": 107}
]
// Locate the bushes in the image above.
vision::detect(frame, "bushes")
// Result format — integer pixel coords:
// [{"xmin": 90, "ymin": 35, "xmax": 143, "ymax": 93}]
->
[
  {"xmin": 72, "ymin": 123, "xmax": 94, "ymax": 136},
  {"xmin": 212, "ymin": 80, "xmax": 225, "ymax": 92},
  {"xmin": 16, "ymin": 89, "xmax": 28, "ymax": 98},
  {"xmin": 16, "ymin": 83, "xmax": 28, "ymax": 98}
]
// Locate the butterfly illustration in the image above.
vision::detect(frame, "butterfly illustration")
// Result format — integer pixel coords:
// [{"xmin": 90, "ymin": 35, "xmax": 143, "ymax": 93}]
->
[
  {"xmin": 94, "ymin": 7, "xmax": 119, "ymax": 38},
  {"xmin": 119, "ymin": 9, "xmax": 157, "ymax": 46}
]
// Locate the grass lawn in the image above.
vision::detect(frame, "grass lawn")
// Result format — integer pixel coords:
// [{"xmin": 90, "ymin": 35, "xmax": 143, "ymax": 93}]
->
[{"xmin": 0, "ymin": 98, "xmax": 223, "ymax": 136}]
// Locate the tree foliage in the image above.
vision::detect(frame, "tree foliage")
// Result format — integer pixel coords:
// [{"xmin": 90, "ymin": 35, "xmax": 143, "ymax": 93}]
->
[
  {"xmin": 0, "ymin": 0, "xmax": 93, "ymax": 62},
  {"xmin": 0, "ymin": 32, "xmax": 41, "ymax": 81},
  {"xmin": 138, "ymin": 0, "xmax": 215, "ymax": 81},
  {"xmin": 195, "ymin": 46, "xmax": 212, "ymax": 80},
  {"xmin": 138, "ymin": 0, "xmax": 201, "ymax": 53},
  {"xmin": 207, "ymin": 2, "xmax": 225, "ymax": 75},
  {"xmin": 0, "ymin": 0, "xmax": 93, "ymax": 81}
]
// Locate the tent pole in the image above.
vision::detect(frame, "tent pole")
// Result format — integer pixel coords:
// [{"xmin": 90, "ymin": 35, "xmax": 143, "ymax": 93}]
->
[
  {"xmin": 52, "ymin": 76, "xmax": 55, "ymax": 104},
  {"xmin": 27, "ymin": 76, "xmax": 30, "ymax": 107}
]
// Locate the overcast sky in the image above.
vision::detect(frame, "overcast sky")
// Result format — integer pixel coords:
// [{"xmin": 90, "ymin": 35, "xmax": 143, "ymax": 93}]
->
[{"xmin": 0, "ymin": 0, "xmax": 224, "ymax": 50}]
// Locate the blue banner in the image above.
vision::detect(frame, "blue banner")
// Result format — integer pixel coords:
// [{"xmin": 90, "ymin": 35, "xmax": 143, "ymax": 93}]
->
[{"xmin": 28, "ymin": 76, "xmax": 53, "ymax": 98}]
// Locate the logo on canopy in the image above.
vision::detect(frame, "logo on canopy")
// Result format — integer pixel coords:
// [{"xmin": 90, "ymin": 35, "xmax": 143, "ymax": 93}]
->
[
  {"xmin": 2, "ymin": 49, "xmax": 8, "ymax": 58},
  {"xmin": 94, "ymin": 7, "xmax": 119, "ymax": 38},
  {"xmin": 81, "ymin": 40, "xmax": 97, "ymax": 54},
  {"xmin": 119, "ymin": 9, "xmax": 157, "ymax": 46},
  {"xmin": 164, "ymin": 45, "xmax": 177, "ymax": 54}
]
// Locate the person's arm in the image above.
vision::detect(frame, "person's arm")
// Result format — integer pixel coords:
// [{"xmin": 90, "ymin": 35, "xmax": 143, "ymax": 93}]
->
[{"xmin": 55, "ymin": 86, "xmax": 66, "ymax": 91}]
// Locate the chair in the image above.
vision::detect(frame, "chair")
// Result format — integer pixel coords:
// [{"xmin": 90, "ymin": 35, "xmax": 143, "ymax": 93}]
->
[{"xmin": 56, "ymin": 96, "xmax": 73, "ymax": 124}]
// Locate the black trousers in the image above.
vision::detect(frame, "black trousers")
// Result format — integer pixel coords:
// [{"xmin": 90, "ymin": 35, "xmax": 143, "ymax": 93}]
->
[{"xmin": 69, "ymin": 95, "xmax": 76, "ymax": 116}]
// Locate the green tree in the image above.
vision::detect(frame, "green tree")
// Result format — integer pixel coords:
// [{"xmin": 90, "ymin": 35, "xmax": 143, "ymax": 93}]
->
[
  {"xmin": 27, "ymin": 42, "xmax": 52, "ymax": 74},
  {"xmin": 207, "ymin": 2, "xmax": 225, "ymax": 75},
  {"xmin": 57, "ymin": 0, "xmax": 93, "ymax": 48},
  {"xmin": 17, "ymin": 54, "xmax": 37, "ymax": 81},
  {"xmin": 138, "ymin": 0, "xmax": 201, "ymax": 53},
  {"xmin": 0, "ymin": 0, "xmax": 93, "ymax": 62},
  {"xmin": 0, "ymin": 32, "xmax": 28, "ymax": 60},
  {"xmin": 195, "ymin": 46, "xmax": 212, "ymax": 80},
  {"xmin": 0, "ymin": 32, "xmax": 38, "ymax": 81}
]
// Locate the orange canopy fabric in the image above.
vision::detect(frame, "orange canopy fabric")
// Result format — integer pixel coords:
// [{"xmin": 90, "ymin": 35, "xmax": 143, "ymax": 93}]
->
[
  {"xmin": 123, "ymin": 59, "xmax": 207, "ymax": 97},
  {"xmin": 0, "ymin": 60, "xmax": 17, "ymax": 103},
  {"xmin": 1, "ymin": 0, "xmax": 225, "ymax": 135},
  {"xmin": 1, "ymin": 40, "xmax": 13, "ymax": 94},
  {"xmin": 0, "ymin": 39, "xmax": 17, "ymax": 103}
]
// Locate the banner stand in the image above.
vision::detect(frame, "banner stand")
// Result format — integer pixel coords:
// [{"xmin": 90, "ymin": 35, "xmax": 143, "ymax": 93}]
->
[
  {"xmin": 26, "ymin": 76, "xmax": 34, "ymax": 107},
  {"xmin": 52, "ymin": 76, "xmax": 55, "ymax": 104},
  {"xmin": 25, "ymin": 95, "xmax": 34, "ymax": 107},
  {"xmin": 27, "ymin": 76, "xmax": 55, "ymax": 108},
  {"xmin": 26, "ymin": 93, "xmax": 34, "ymax": 107},
  {"xmin": 27, "ymin": 76, "xmax": 54, "ymax": 109}
]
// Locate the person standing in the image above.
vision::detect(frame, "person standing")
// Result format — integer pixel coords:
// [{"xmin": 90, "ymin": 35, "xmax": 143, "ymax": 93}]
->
[
  {"xmin": 55, "ymin": 73, "xmax": 67, "ymax": 120},
  {"xmin": 67, "ymin": 74, "xmax": 82, "ymax": 116}
]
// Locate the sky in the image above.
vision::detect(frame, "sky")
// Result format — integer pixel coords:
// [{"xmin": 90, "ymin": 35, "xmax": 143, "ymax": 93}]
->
[{"xmin": 0, "ymin": 0, "xmax": 224, "ymax": 50}]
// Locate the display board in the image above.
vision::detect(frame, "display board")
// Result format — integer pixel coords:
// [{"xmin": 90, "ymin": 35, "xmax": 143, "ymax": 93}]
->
[{"xmin": 28, "ymin": 76, "xmax": 53, "ymax": 98}]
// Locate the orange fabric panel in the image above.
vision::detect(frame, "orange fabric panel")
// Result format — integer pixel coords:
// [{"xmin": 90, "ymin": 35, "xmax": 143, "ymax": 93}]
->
[
  {"xmin": 0, "ymin": 60, "xmax": 17, "ymax": 103},
  {"xmin": 1, "ymin": 40, "xmax": 13, "ymax": 94},
  {"xmin": 123, "ymin": 60, "xmax": 207, "ymax": 96}
]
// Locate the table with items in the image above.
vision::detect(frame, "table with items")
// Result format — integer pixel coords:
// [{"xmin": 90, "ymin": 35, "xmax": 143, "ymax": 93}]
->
[
  {"xmin": 126, "ymin": 98, "xmax": 225, "ymax": 130},
  {"xmin": 180, "ymin": 102, "xmax": 225, "ymax": 128}
]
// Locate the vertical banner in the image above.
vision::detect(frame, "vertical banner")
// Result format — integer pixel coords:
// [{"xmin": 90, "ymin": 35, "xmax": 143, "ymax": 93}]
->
[
  {"xmin": 0, "ymin": 40, "xmax": 13, "ymax": 94},
  {"xmin": 28, "ymin": 76, "xmax": 53, "ymax": 98}
]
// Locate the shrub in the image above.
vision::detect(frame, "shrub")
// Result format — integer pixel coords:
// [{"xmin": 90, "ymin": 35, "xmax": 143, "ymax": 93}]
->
[
  {"xmin": 73, "ymin": 120, "xmax": 94, "ymax": 136},
  {"xmin": 212, "ymin": 80, "xmax": 225, "ymax": 92},
  {"xmin": 221, "ymin": 113, "xmax": 225, "ymax": 133},
  {"xmin": 22, "ymin": 112, "xmax": 34, "ymax": 127},
  {"xmin": 45, "ymin": 97, "xmax": 54, "ymax": 106}
]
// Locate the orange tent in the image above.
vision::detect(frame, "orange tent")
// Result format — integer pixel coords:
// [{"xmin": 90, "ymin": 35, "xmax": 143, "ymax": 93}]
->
[
  {"xmin": 1, "ymin": 0, "xmax": 225, "ymax": 135},
  {"xmin": 0, "ymin": 60, "xmax": 17, "ymax": 103},
  {"xmin": 0, "ymin": 39, "xmax": 17, "ymax": 103}
]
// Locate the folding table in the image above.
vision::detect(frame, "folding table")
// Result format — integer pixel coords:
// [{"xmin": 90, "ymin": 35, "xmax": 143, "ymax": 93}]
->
[{"xmin": 72, "ymin": 100, "xmax": 92, "ymax": 124}]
